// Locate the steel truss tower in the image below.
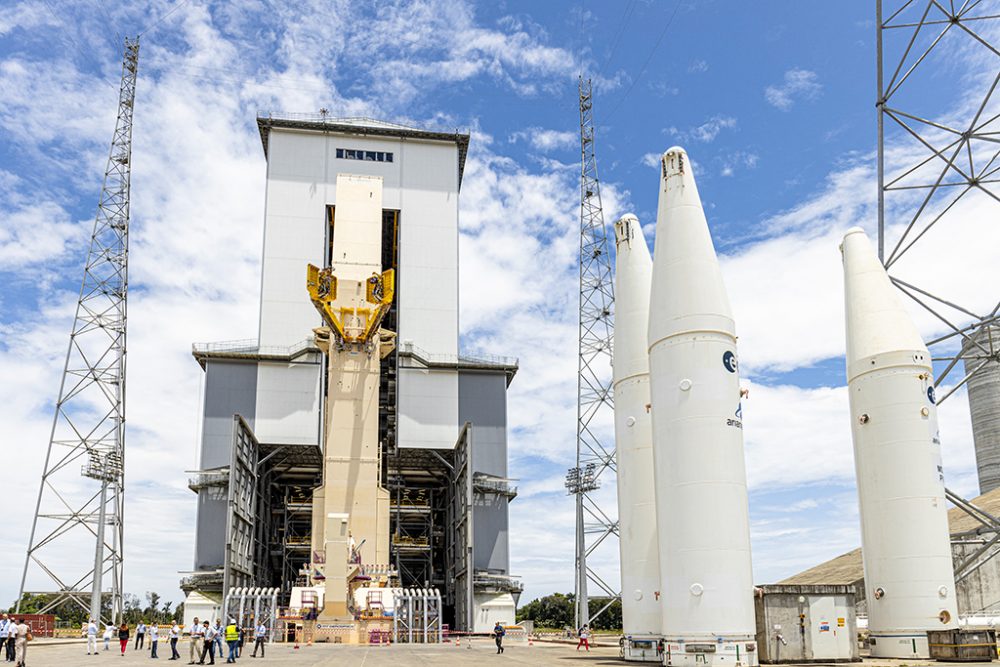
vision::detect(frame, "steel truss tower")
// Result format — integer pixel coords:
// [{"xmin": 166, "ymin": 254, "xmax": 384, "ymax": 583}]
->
[
  {"xmin": 877, "ymin": 1, "xmax": 1000, "ymax": 401},
  {"xmin": 19, "ymin": 37, "xmax": 139, "ymax": 624},
  {"xmin": 877, "ymin": 2, "xmax": 1000, "ymax": 582},
  {"xmin": 567, "ymin": 77, "xmax": 619, "ymax": 630}
]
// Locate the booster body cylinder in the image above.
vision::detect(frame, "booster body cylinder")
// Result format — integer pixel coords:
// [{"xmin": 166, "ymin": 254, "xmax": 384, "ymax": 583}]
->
[
  {"xmin": 841, "ymin": 227, "xmax": 958, "ymax": 658},
  {"xmin": 613, "ymin": 214, "xmax": 662, "ymax": 657},
  {"xmin": 648, "ymin": 147, "xmax": 756, "ymax": 665}
]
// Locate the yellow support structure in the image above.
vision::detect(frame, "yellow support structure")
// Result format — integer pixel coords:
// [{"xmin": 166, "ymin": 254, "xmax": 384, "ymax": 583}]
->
[{"xmin": 306, "ymin": 264, "xmax": 394, "ymax": 345}]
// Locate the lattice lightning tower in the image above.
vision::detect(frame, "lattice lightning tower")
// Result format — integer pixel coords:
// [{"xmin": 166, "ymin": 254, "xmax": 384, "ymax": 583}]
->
[
  {"xmin": 18, "ymin": 37, "xmax": 139, "ymax": 624},
  {"xmin": 567, "ymin": 77, "xmax": 619, "ymax": 630},
  {"xmin": 877, "ymin": 1, "xmax": 1000, "ymax": 401},
  {"xmin": 876, "ymin": 1, "xmax": 1000, "ymax": 581}
]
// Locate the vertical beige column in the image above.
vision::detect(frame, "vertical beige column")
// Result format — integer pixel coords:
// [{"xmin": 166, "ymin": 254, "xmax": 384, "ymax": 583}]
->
[{"xmin": 311, "ymin": 173, "xmax": 391, "ymax": 621}]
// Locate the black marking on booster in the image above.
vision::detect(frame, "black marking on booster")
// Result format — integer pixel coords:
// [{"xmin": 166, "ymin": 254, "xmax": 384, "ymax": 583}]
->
[{"xmin": 723, "ymin": 351, "xmax": 738, "ymax": 373}]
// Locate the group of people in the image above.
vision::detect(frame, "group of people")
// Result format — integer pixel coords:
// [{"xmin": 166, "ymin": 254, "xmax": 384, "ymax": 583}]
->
[
  {"xmin": 0, "ymin": 615, "xmax": 31, "ymax": 667},
  {"xmin": 472, "ymin": 620, "xmax": 598, "ymax": 656},
  {"xmin": 84, "ymin": 618, "xmax": 162, "ymax": 657},
  {"xmin": 491, "ymin": 621, "xmax": 592, "ymax": 655},
  {"xmin": 82, "ymin": 617, "xmax": 269, "ymax": 663},
  {"xmin": 184, "ymin": 617, "xmax": 268, "ymax": 664}
]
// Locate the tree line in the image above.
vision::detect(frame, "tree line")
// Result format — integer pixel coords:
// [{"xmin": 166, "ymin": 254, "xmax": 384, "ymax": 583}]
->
[
  {"xmin": 10, "ymin": 592, "xmax": 184, "ymax": 626},
  {"xmin": 516, "ymin": 592, "xmax": 622, "ymax": 631}
]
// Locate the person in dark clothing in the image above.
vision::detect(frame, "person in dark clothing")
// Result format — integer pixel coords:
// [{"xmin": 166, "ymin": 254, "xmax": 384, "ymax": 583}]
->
[
  {"xmin": 168, "ymin": 621, "xmax": 180, "ymax": 661},
  {"xmin": 118, "ymin": 624, "xmax": 130, "ymax": 656},
  {"xmin": 493, "ymin": 622, "xmax": 506, "ymax": 654},
  {"xmin": 251, "ymin": 622, "xmax": 267, "ymax": 658},
  {"xmin": 198, "ymin": 620, "xmax": 216, "ymax": 665}
]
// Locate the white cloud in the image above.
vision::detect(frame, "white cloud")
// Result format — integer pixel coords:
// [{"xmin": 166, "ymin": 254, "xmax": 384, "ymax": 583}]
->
[
  {"xmin": 354, "ymin": 1, "xmax": 584, "ymax": 102},
  {"xmin": 765, "ymin": 68, "xmax": 822, "ymax": 110},
  {"xmin": 716, "ymin": 142, "xmax": 1000, "ymax": 376},
  {"xmin": 0, "ymin": 2, "xmax": 51, "ymax": 35},
  {"xmin": 688, "ymin": 59, "xmax": 708, "ymax": 73},
  {"xmin": 509, "ymin": 127, "xmax": 577, "ymax": 152},
  {"xmin": 669, "ymin": 114, "xmax": 737, "ymax": 143},
  {"xmin": 720, "ymin": 151, "xmax": 759, "ymax": 176},
  {"xmin": 648, "ymin": 80, "xmax": 679, "ymax": 97},
  {"xmin": 459, "ymin": 136, "xmax": 627, "ymax": 469},
  {"xmin": 0, "ymin": 186, "xmax": 88, "ymax": 268},
  {"xmin": 641, "ymin": 152, "xmax": 661, "ymax": 168}
]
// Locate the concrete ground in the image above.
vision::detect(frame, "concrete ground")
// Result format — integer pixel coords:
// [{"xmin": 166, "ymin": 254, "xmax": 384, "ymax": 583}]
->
[
  {"xmin": 19, "ymin": 639, "xmax": 1000, "ymax": 667},
  {"xmin": 16, "ymin": 637, "xmax": 625, "ymax": 666}
]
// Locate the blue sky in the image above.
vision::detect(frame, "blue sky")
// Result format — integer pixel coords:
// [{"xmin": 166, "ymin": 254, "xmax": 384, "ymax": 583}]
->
[{"xmin": 1, "ymin": 0, "xmax": 998, "ymax": 610}]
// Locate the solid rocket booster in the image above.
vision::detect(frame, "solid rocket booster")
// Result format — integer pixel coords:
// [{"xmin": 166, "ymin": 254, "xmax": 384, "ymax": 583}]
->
[
  {"xmin": 841, "ymin": 227, "xmax": 958, "ymax": 658},
  {"xmin": 612, "ymin": 214, "xmax": 662, "ymax": 659},
  {"xmin": 648, "ymin": 147, "xmax": 757, "ymax": 666}
]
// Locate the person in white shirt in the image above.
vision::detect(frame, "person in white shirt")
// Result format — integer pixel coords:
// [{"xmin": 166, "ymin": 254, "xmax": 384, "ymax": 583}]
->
[
  {"xmin": 189, "ymin": 617, "xmax": 203, "ymax": 664},
  {"xmin": 168, "ymin": 621, "xmax": 180, "ymax": 661},
  {"xmin": 136, "ymin": 620, "xmax": 147, "ymax": 650},
  {"xmin": 103, "ymin": 624, "xmax": 114, "ymax": 652},
  {"xmin": 251, "ymin": 622, "xmax": 267, "ymax": 658},
  {"xmin": 85, "ymin": 619, "xmax": 98, "ymax": 655},
  {"xmin": 3, "ymin": 617, "xmax": 12, "ymax": 664},
  {"xmin": 148, "ymin": 623, "xmax": 159, "ymax": 659},
  {"xmin": 0, "ymin": 614, "xmax": 11, "ymax": 663},
  {"xmin": 13, "ymin": 619, "xmax": 28, "ymax": 667}
]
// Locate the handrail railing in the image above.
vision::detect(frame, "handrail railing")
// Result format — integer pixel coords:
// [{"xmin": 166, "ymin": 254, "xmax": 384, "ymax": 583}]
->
[{"xmin": 399, "ymin": 341, "xmax": 518, "ymax": 368}]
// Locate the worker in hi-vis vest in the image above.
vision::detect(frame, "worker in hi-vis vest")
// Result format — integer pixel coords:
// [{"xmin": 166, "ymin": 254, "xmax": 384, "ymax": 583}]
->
[{"xmin": 224, "ymin": 620, "xmax": 239, "ymax": 664}]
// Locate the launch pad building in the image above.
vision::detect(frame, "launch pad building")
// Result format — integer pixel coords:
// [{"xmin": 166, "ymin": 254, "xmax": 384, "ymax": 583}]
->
[{"xmin": 181, "ymin": 114, "xmax": 521, "ymax": 634}]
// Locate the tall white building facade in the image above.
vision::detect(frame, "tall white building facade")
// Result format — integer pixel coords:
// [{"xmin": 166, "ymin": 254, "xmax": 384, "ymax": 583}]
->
[{"xmin": 183, "ymin": 115, "xmax": 520, "ymax": 632}]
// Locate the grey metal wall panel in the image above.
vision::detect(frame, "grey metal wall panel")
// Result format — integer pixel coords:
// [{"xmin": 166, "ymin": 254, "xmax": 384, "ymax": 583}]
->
[
  {"xmin": 253, "ymin": 360, "xmax": 322, "ymax": 446},
  {"xmin": 195, "ymin": 494, "xmax": 227, "ymax": 570},
  {"xmin": 459, "ymin": 371, "xmax": 510, "ymax": 572},
  {"xmin": 473, "ymin": 496, "xmax": 510, "ymax": 572},
  {"xmin": 459, "ymin": 372, "xmax": 507, "ymax": 477},
  {"xmin": 195, "ymin": 361, "xmax": 258, "ymax": 572},
  {"xmin": 200, "ymin": 360, "xmax": 258, "ymax": 469},
  {"xmin": 397, "ymin": 366, "xmax": 459, "ymax": 449}
]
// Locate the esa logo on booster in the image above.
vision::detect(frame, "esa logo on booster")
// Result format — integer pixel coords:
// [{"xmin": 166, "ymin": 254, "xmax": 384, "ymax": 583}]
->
[{"xmin": 723, "ymin": 351, "xmax": 738, "ymax": 373}]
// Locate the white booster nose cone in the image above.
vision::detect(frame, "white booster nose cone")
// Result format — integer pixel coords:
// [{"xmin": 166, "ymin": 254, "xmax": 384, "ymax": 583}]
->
[
  {"xmin": 612, "ymin": 213, "xmax": 662, "ymax": 650},
  {"xmin": 841, "ymin": 228, "xmax": 958, "ymax": 658},
  {"xmin": 647, "ymin": 147, "xmax": 757, "ymax": 665}
]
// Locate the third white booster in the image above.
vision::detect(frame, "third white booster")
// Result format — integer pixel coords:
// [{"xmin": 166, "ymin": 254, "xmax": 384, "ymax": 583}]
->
[
  {"xmin": 647, "ymin": 147, "xmax": 757, "ymax": 666},
  {"xmin": 841, "ymin": 227, "xmax": 958, "ymax": 658},
  {"xmin": 612, "ymin": 214, "xmax": 662, "ymax": 662}
]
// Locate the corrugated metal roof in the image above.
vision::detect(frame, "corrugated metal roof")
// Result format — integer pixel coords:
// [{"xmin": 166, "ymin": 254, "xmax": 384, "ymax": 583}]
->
[{"xmin": 779, "ymin": 485, "xmax": 1000, "ymax": 585}]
